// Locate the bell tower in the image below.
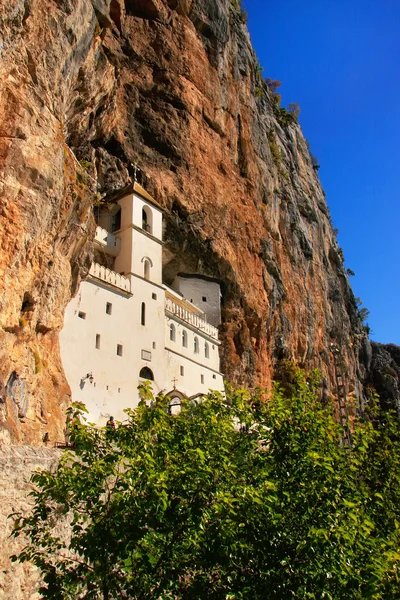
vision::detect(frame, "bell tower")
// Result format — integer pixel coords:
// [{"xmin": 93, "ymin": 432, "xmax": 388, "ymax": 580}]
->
[{"xmin": 113, "ymin": 182, "xmax": 163, "ymax": 285}]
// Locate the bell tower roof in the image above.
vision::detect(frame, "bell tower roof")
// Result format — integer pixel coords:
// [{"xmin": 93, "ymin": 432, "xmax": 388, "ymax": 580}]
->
[{"xmin": 107, "ymin": 181, "xmax": 163, "ymax": 212}]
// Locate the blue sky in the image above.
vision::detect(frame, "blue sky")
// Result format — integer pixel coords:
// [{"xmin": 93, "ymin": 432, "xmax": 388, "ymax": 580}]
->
[{"xmin": 244, "ymin": 0, "xmax": 400, "ymax": 345}]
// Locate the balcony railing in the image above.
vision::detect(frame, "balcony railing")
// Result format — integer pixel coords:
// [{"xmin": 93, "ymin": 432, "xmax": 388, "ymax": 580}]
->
[
  {"xmin": 89, "ymin": 262, "xmax": 131, "ymax": 293},
  {"xmin": 165, "ymin": 297, "xmax": 219, "ymax": 340},
  {"xmin": 94, "ymin": 226, "xmax": 121, "ymax": 256}
]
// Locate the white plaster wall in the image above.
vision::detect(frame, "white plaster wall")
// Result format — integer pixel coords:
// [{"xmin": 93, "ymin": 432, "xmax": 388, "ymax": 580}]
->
[
  {"xmin": 164, "ymin": 348, "xmax": 224, "ymax": 397},
  {"xmin": 60, "ymin": 277, "xmax": 166, "ymax": 426},
  {"xmin": 164, "ymin": 316, "xmax": 223, "ymax": 396},
  {"xmin": 113, "ymin": 194, "xmax": 163, "ymax": 284},
  {"xmin": 165, "ymin": 316, "xmax": 220, "ymax": 372},
  {"xmin": 132, "ymin": 194, "xmax": 163, "ymax": 240},
  {"xmin": 173, "ymin": 277, "xmax": 221, "ymax": 326},
  {"xmin": 114, "ymin": 226, "xmax": 134, "ymax": 276},
  {"xmin": 132, "ymin": 232, "xmax": 162, "ymax": 284}
]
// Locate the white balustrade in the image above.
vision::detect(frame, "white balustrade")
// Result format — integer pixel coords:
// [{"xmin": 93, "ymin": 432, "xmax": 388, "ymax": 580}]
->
[
  {"xmin": 94, "ymin": 226, "xmax": 121, "ymax": 256},
  {"xmin": 165, "ymin": 297, "xmax": 219, "ymax": 340},
  {"xmin": 89, "ymin": 262, "xmax": 131, "ymax": 293}
]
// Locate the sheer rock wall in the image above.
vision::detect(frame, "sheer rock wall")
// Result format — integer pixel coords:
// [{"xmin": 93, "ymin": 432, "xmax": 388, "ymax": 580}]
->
[
  {"xmin": 0, "ymin": 446, "xmax": 61, "ymax": 599},
  {"xmin": 0, "ymin": 0, "xmax": 369, "ymax": 444}
]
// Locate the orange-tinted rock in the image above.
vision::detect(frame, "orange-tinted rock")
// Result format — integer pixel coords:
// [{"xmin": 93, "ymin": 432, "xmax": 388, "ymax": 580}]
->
[{"xmin": 0, "ymin": 0, "xmax": 369, "ymax": 443}]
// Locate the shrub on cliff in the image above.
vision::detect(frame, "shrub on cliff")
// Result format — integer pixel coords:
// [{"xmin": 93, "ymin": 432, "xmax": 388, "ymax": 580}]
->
[{"xmin": 12, "ymin": 376, "xmax": 400, "ymax": 599}]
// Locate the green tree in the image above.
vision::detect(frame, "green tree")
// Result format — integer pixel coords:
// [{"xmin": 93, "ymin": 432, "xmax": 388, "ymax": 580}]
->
[
  {"xmin": 12, "ymin": 377, "xmax": 400, "ymax": 599},
  {"xmin": 287, "ymin": 102, "xmax": 301, "ymax": 121}
]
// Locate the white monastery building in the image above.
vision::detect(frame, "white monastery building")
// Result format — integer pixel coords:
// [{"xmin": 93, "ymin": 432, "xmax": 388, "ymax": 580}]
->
[{"xmin": 60, "ymin": 181, "xmax": 225, "ymax": 425}]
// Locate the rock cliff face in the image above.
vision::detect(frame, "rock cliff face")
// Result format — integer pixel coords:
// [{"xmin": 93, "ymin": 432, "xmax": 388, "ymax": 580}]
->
[
  {"xmin": 368, "ymin": 343, "xmax": 400, "ymax": 417},
  {"xmin": 0, "ymin": 0, "xmax": 370, "ymax": 444}
]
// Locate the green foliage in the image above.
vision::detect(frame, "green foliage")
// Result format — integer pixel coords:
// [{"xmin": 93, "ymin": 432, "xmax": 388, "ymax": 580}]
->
[
  {"xmin": 33, "ymin": 350, "xmax": 42, "ymax": 374},
  {"xmin": 274, "ymin": 106, "xmax": 298, "ymax": 128},
  {"xmin": 263, "ymin": 80, "xmax": 300, "ymax": 127},
  {"xmin": 79, "ymin": 159, "xmax": 93, "ymax": 171},
  {"xmin": 255, "ymin": 59, "xmax": 264, "ymax": 84},
  {"xmin": 268, "ymin": 131, "xmax": 289, "ymax": 181},
  {"xmin": 11, "ymin": 381, "xmax": 400, "ymax": 599},
  {"xmin": 287, "ymin": 102, "xmax": 300, "ymax": 121},
  {"xmin": 264, "ymin": 78, "xmax": 281, "ymax": 95},
  {"xmin": 230, "ymin": 0, "xmax": 248, "ymax": 23},
  {"xmin": 347, "ymin": 268, "xmax": 355, "ymax": 277},
  {"xmin": 310, "ymin": 152, "xmax": 320, "ymax": 170},
  {"xmin": 355, "ymin": 296, "xmax": 370, "ymax": 323}
]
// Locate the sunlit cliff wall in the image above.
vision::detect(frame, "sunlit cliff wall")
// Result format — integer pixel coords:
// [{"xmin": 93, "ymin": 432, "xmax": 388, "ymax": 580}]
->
[{"xmin": 0, "ymin": 0, "xmax": 371, "ymax": 444}]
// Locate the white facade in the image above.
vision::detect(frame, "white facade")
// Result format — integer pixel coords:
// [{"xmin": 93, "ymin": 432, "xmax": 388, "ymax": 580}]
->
[
  {"xmin": 172, "ymin": 275, "xmax": 222, "ymax": 327},
  {"xmin": 60, "ymin": 183, "xmax": 224, "ymax": 425}
]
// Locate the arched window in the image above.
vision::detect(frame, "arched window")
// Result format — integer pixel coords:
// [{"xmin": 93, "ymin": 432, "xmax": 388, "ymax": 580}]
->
[
  {"xmin": 205, "ymin": 342, "xmax": 209, "ymax": 358},
  {"xmin": 142, "ymin": 206, "xmax": 153, "ymax": 234},
  {"xmin": 141, "ymin": 302, "xmax": 145, "ymax": 326},
  {"xmin": 111, "ymin": 208, "xmax": 121, "ymax": 232},
  {"xmin": 182, "ymin": 330, "xmax": 188, "ymax": 348},
  {"xmin": 144, "ymin": 259, "xmax": 150, "ymax": 280},
  {"xmin": 194, "ymin": 337, "xmax": 199, "ymax": 354},
  {"xmin": 139, "ymin": 366, "xmax": 154, "ymax": 381},
  {"xmin": 170, "ymin": 323, "xmax": 176, "ymax": 342}
]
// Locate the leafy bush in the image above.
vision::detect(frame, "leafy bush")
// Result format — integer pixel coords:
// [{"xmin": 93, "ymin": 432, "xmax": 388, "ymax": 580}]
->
[
  {"xmin": 12, "ymin": 379, "xmax": 400, "ymax": 599},
  {"xmin": 287, "ymin": 102, "xmax": 300, "ymax": 122},
  {"xmin": 230, "ymin": 0, "xmax": 248, "ymax": 23},
  {"xmin": 310, "ymin": 152, "xmax": 320, "ymax": 170}
]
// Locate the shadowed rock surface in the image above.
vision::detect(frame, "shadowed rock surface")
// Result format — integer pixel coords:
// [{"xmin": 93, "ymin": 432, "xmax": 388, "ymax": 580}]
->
[
  {"xmin": 368, "ymin": 342, "xmax": 400, "ymax": 416},
  {"xmin": 0, "ymin": 0, "xmax": 371, "ymax": 444}
]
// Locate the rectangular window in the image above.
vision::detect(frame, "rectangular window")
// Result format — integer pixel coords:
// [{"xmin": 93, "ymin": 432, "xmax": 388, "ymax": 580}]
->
[
  {"xmin": 152, "ymin": 342, "xmax": 156, "ymax": 349},
  {"xmin": 117, "ymin": 344, "xmax": 123, "ymax": 357},
  {"xmin": 201, "ymin": 374, "xmax": 204, "ymax": 384},
  {"xmin": 78, "ymin": 311, "xmax": 86, "ymax": 319},
  {"xmin": 180, "ymin": 366, "xmax": 184, "ymax": 376},
  {"xmin": 141, "ymin": 302, "xmax": 145, "ymax": 326},
  {"xmin": 106, "ymin": 302, "xmax": 112, "ymax": 315},
  {"xmin": 202, "ymin": 296, "xmax": 207, "ymax": 302},
  {"xmin": 95, "ymin": 334, "xmax": 101, "ymax": 349},
  {"xmin": 152, "ymin": 293, "xmax": 157, "ymax": 300},
  {"xmin": 212, "ymin": 374, "xmax": 216, "ymax": 379}
]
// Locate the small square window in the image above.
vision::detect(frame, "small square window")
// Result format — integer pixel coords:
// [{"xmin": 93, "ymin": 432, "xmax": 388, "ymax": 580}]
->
[
  {"xmin": 78, "ymin": 311, "xmax": 86, "ymax": 319},
  {"xmin": 201, "ymin": 374, "xmax": 204, "ymax": 384},
  {"xmin": 106, "ymin": 302, "xmax": 112, "ymax": 315},
  {"xmin": 95, "ymin": 334, "xmax": 101, "ymax": 349},
  {"xmin": 212, "ymin": 374, "xmax": 216, "ymax": 380},
  {"xmin": 180, "ymin": 366, "xmax": 184, "ymax": 376},
  {"xmin": 117, "ymin": 344, "xmax": 123, "ymax": 357},
  {"xmin": 202, "ymin": 296, "xmax": 207, "ymax": 302},
  {"xmin": 152, "ymin": 293, "xmax": 157, "ymax": 300}
]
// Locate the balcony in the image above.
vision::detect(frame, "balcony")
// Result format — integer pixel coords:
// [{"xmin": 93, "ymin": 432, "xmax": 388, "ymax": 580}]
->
[
  {"xmin": 165, "ymin": 297, "xmax": 219, "ymax": 340},
  {"xmin": 89, "ymin": 262, "xmax": 131, "ymax": 293},
  {"xmin": 94, "ymin": 226, "xmax": 121, "ymax": 257}
]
